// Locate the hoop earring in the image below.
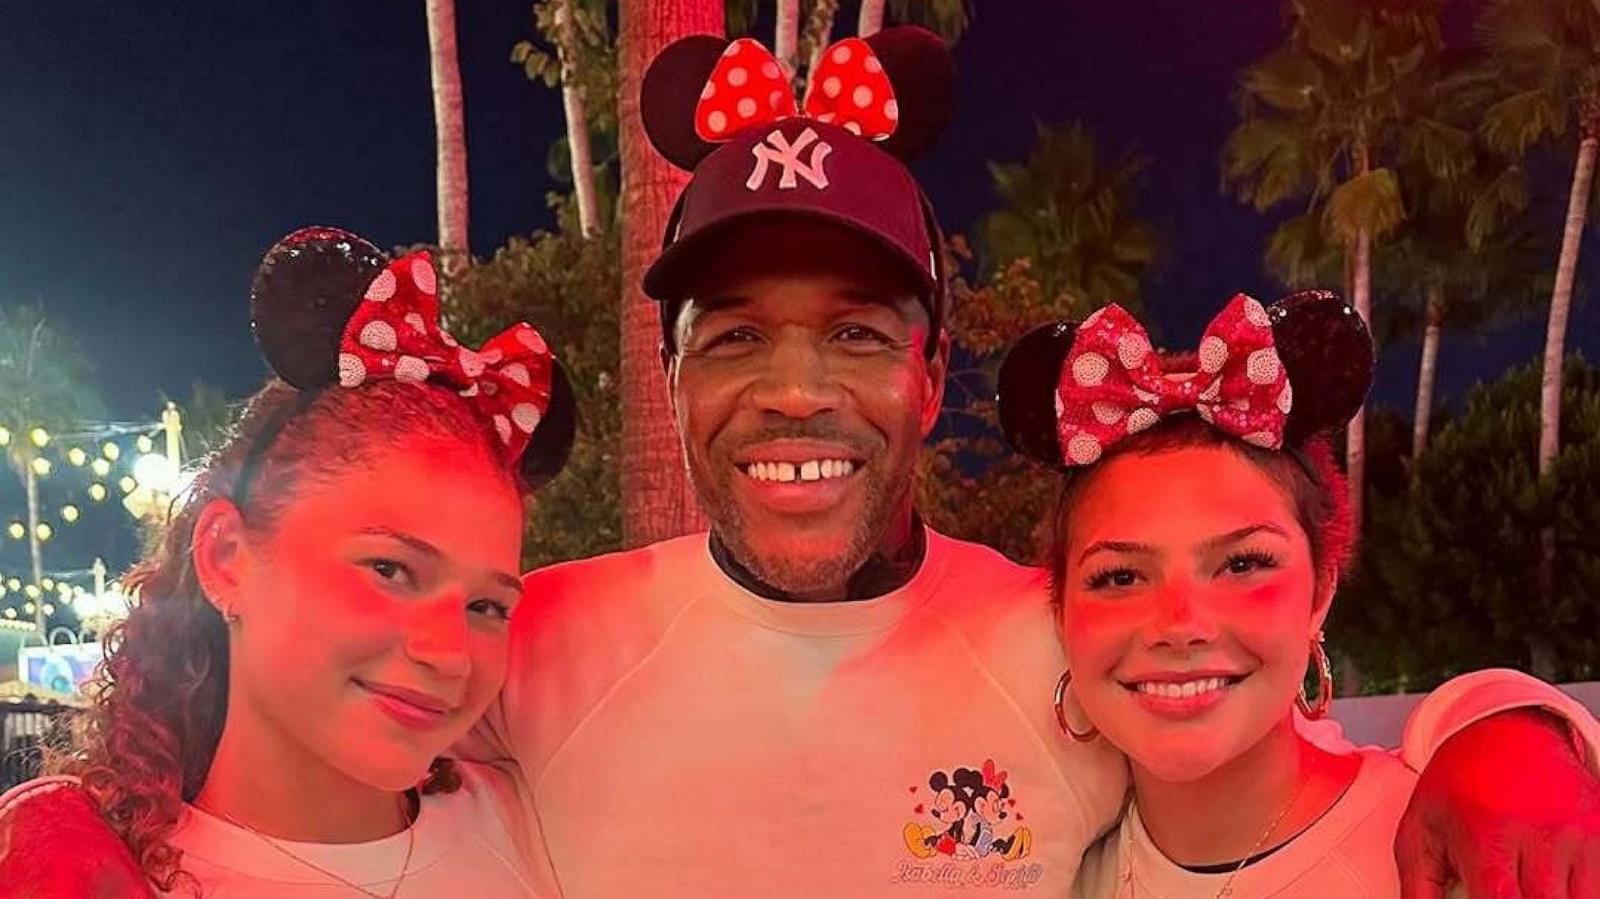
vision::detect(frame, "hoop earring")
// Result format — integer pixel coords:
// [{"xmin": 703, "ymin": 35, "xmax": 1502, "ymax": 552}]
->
[
  {"xmin": 1054, "ymin": 670, "xmax": 1099, "ymax": 742},
  {"xmin": 1295, "ymin": 631, "xmax": 1334, "ymax": 719}
]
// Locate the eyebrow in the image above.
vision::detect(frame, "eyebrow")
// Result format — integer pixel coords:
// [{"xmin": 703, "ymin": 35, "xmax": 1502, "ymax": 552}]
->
[
  {"xmin": 1075, "ymin": 523, "xmax": 1290, "ymax": 567},
  {"xmin": 357, "ymin": 526, "xmax": 522, "ymax": 593}
]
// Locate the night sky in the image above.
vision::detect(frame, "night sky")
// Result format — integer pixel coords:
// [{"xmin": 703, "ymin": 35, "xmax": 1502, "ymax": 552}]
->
[{"xmin": 3, "ymin": 0, "xmax": 1597, "ymax": 422}]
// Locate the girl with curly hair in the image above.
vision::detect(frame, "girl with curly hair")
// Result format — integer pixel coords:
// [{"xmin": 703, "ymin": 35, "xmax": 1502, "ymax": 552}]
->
[{"xmin": 0, "ymin": 227, "xmax": 573, "ymax": 897}]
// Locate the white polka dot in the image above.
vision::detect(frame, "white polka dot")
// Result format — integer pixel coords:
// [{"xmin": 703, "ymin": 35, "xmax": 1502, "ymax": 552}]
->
[
  {"xmin": 1277, "ymin": 381, "xmax": 1293, "ymax": 414},
  {"xmin": 1243, "ymin": 431, "xmax": 1279, "ymax": 448},
  {"xmin": 1244, "ymin": 299, "xmax": 1271, "ymax": 328},
  {"xmin": 512, "ymin": 403, "xmax": 542, "ymax": 433},
  {"xmin": 884, "ymin": 99, "xmax": 899, "ymax": 121},
  {"xmin": 1196, "ymin": 404, "xmax": 1216, "ymax": 424},
  {"xmin": 762, "ymin": 61, "xmax": 781, "ymax": 80},
  {"xmin": 1128, "ymin": 408, "xmax": 1160, "ymax": 434},
  {"xmin": 394, "ymin": 355, "xmax": 429, "ymax": 383},
  {"xmin": 1199, "ymin": 378, "xmax": 1222, "ymax": 402},
  {"xmin": 1117, "ymin": 333, "xmax": 1149, "ymax": 369},
  {"xmin": 707, "ymin": 110, "xmax": 728, "ymax": 134},
  {"xmin": 404, "ymin": 312, "xmax": 428, "ymax": 333},
  {"xmin": 1199, "ymin": 336, "xmax": 1229, "ymax": 373},
  {"xmin": 832, "ymin": 45, "xmax": 852, "ymax": 64},
  {"xmin": 481, "ymin": 348, "xmax": 504, "ymax": 364},
  {"xmin": 338, "ymin": 353, "xmax": 365, "ymax": 387},
  {"xmin": 411, "ymin": 257, "xmax": 437, "ymax": 295},
  {"xmin": 737, "ymin": 97, "xmax": 758, "ymax": 118},
  {"xmin": 823, "ymin": 76, "xmax": 842, "ymax": 98},
  {"xmin": 493, "ymin": 415, "xmax": 513, "ymax": 445},
  {"xmin": 1247, "ymin": 348, "xmax": 1282, "ymax": 385},
  {"xmin": 727, "ymin": 66, "xmax": 749, "ymax": 87},
  {"xmin": 1072, "ymin": 352, "xmax": 1110, "ymax": 387},
  {"xmin": 501, "ymin": 362, "xmax": 532, "ymax": 387},
  {"xmin": 1133, "ymin": 387, "xmax": 1160, "ymax": 405},
  {"xmin": 364, "ymin": 269, "xmax": 396, "ymax": 302},
  {"xmin": 1092, "ymin": 402, "xmax": 1125, "ymax": 425},
  {"xmin": 359, "ymin": 320, "xmax": 397, "ymax": 352},
  {"xmin": 844, "ymin": 121, "xmax": 863, "ymax": 135},
  {"xmin": 853, "ymin": 85, "xmax": 873, "ymax": 108},
  {"xmin": 770, "ymin": 90, "xmax": 786, "ymax": 110},
  {"xmin": 723, "ymin": 43, "xmax": 743, "ymax": 58},
  {"xmin": 459, "ymin": 383, "xmax": 480, "ymax": 398},
  {"xmin": 702, "ymin": 81, "xmax": 716, "ymax": 99},
  {"xmin": 458, "ymin": 347, "xmax": 486, "ymax": 377},
  {"xmin": 1083, "ymin": 307, "xmax": 1106, "ymax": 329},
  {"xmin": 517, "ymin": 327, "xmax": 547, "ymax": 354},
  {"xmin": 1067, "ymin": 433, "xmax": 1102, "ymax": 465},
  {"xmin": 865, "ymin": 56, "xmax": 883, "ymax": 74}
]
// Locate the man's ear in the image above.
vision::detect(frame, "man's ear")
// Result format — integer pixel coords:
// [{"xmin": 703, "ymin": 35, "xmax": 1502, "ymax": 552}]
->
[
  {"xmin": 920, "ymin": 329, "xmax": 951, "ymax": 437},
  {"xmin": 192, "ymin": 499, "xmax": 255, "ymax": 621}
]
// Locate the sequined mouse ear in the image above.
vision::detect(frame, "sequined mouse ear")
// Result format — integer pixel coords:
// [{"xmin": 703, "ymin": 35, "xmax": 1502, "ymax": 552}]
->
[
  {"xmin": 997, "ymin": 319, "xmax": 1082, "ymax": 471},
  {"xmin": 1267, "ymin": 290, "xmax": 1374, "ymax": 445},
  {"xmin": 251, "ymin": 227, "xmax": 389, "ymax": 390}
]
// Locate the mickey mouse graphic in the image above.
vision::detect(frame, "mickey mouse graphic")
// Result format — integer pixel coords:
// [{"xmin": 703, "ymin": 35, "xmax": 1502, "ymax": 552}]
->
[{"xmin": 902, "ymin": 760, "xmax": 1032, "ymax": 861}]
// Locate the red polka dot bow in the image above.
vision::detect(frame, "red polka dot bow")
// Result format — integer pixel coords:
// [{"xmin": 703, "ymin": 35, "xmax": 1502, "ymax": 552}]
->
[
  {"xmin": 1054, "ymin": 294, "xmax": 1292, "ymax": 466},
  {"xmin": 338, "ymin": 250, "xmax": 556, "ymax": 461},
  {"xmin": 695, "ymin": 37, "xmax": 899, "ymax": 142}
]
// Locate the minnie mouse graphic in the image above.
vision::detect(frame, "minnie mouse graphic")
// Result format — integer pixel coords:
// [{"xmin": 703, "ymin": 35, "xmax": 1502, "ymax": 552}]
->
[{"xmin": 903, "ymin": 760, "xmax": 1032, "ymax": 861}]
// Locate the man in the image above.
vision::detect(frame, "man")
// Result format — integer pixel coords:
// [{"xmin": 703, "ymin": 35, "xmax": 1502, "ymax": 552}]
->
[{"xmin": 480, "ymin": 28, "xmax": 1600, "ymax": 899}]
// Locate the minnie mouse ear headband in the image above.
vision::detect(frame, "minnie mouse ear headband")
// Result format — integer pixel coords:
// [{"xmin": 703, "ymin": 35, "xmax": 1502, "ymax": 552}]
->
[
  {"xmin": 639, "ymin": 27, "xmax": 956, "ymax": 354},
  {"xmin": 242, "ymin": 227, "xmax": 576, "ymax": 494},
  {"xmin": 997, "ymin": 291, "xmax": 1374, "ymax": 470}
]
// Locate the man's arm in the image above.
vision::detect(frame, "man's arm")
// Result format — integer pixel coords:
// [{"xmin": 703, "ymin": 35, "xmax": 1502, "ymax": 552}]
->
[{"xmin": 1392, "ymin": 669, "xmax": 1600, "ymax": 899}]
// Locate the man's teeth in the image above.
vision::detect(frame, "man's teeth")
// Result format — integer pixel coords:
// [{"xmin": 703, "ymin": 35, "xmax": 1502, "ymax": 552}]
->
[
  {"xmin": 1135, "ymin": 677, "xmax": 1233, "ymax": 699},
  {"xmin": 743, "ymin": 459, "xmax": 857, "ymax": 483}
]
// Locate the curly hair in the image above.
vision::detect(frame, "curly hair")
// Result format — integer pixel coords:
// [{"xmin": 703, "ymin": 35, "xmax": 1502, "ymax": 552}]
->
[{"xmin": 45, "ymin": 378, "xmax": 515, "ymax": 893}]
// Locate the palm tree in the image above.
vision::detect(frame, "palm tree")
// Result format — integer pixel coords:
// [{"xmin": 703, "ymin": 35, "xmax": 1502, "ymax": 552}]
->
[
  {"xmin": 976, "ymin": 123, "xmax": 1157, "ymax": 318},
  {"xmin": 1222, "ymin": 0, "xmax": 1445, "ymax": 536},
  {"xmin": 427, "ymin": 0, "xmax": 471, "ymax": 270},
  {"xmin": 617, "ymin": 0, "xmax": 722, "ymax": 545},
  {"xmin": 1472, "ymin": 0, "xmax": 1600, "ymax": 485},
  {"xmin": 0, "ymin": 305, "xmax": 101, "ymax": 634}
]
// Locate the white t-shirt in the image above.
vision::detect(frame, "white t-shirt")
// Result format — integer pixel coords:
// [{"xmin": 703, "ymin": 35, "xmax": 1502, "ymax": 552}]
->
[
  {"xmin": 1073, "ymin": 749, "xmax": 1417, "ymax": 899},
  {"xmin": 163, "ymin": 761, "xmax": 541, "ymax": 897},
  {"xmin": 464, "ymin": 529, "xmax": 1600, "ymax": 899}
]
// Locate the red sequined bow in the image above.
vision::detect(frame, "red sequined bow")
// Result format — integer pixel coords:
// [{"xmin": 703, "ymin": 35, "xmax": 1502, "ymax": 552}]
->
[
  {"xmin": 338, "ymin": 251, "xmax": 555, "ymax": 461},
  {"xmin": 1054, "ymin": 294, "xmax": 1292, "ymax": 466},
  {"xmin": 695, "ymin": 37, "xmax": 899, "ymax": 142}
]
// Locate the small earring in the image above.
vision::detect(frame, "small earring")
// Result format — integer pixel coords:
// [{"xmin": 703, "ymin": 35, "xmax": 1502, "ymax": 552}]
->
[{"xmin": 1054, "ymin": 669, "xmax": 1099, "ymax": 742}]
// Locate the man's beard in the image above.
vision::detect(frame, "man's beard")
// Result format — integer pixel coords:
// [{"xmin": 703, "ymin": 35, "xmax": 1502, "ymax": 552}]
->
[{"xmin": 690, "ymin": 446, "xmax": 915, "ymax": 599}]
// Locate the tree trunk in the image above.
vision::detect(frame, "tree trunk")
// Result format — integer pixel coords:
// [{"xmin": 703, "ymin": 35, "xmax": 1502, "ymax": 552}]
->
[
  {"xmin": 1532, "ymin": 130, "xmax": 1596, "ymax": 682},
  {"xmin": 427, "ymin": 0, "xmax": 471, "ymax": 270},
  {"xmin": 775, "ymin": 0, "xmax": 800, "ymax": 75},
  {"xmin": 557, "ymin": 0, "xmax": 602, "ymax": 237},
  {"xmin": 25, "ymin": 465, "xmax": 43, "ymax": 633},
  {"xmin": 858, "ymin": 0, "xmax": 885, "ymax": 37},
  {"xmin": 618, "ymin": 0, "xmax": 718, "ymax": 546},
  {"xmin": 1411, "ymin": 285, "xmax": 1444, "ymax": 462},
  {"xmin": 1348, "ymin": 224, "xmax": 1371, "ymax": 541}
]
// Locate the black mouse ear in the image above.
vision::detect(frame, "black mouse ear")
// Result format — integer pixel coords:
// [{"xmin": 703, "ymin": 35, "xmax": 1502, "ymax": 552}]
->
[
  {"xmin": 997, "ymin": 319, "xmax": 1081, "ymax": 470},
  {"xmin": 1267, "ymin": 290, "xmax": 1375, "ymax": 445},
  {"xmin": 641, "ymin": 34, "xmax": 729, "ymax": 171},
  {"xmin": 864, "ymin": 26, "xmax": 955, "ymax": 162},
  {"xmin": 517, "ymin": 361, "xmax": 577, "ymax": 489},
  {"xmin": 251, "ymin": 227, "xmax": 388, "ymax": 390}
]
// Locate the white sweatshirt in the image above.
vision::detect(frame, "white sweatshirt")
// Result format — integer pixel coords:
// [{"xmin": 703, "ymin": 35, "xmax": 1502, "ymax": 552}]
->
[{"xmin": 465, "ymin": 530, "xmax": 1599, "ymax": 899}]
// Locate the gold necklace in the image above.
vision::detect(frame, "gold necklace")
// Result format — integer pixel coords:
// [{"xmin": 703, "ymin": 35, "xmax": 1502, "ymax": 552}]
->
[
  {"xmin": 1122, "ymin": 779, "xmax": 1307, "ymax": 899},
  {"xmin": 200, "ymin": 793, "xmax": 418, "ymax": 898}
]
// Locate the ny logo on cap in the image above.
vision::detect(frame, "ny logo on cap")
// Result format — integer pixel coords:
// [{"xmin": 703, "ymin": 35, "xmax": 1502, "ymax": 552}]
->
[{"xmin": 746, "ymin": 127, "xmax": 832, "ymax": 192}]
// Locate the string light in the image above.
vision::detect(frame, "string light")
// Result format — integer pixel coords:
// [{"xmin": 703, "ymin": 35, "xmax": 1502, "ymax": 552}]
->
[
  {"xmin": 31, "ymin": 457, "xmax": 51, "ymax": 477},
  {"xmin": 41, "ymin": 603, "xmax": 54, "ymax": 616},
  {"xmin": 40, "ymin": 578, "xmax": 53, "ymax": 591},
  {"xmin": 23, "ymin": 586, "xmax": 39, "ymax": 600},
  {"xmin": 6, "ymin": 523, "xmax": 22, "ymax": 540},
  {"xmin": 67, "ymin": 447, "xmax": 87, "ymax": 466},
  {"xmin": 91, "ymin": 458, "xmax": 112, "ymax": 478},
  {"xmin": 0, "ymin": 426, "xmax": 9, "ymax": 446},
  {"xmin": 119, "ymin": 476, "xmax": 137, "ymax": 494},
  {"xmin": 29, "ymin": 428, "xmax": 49, "ymax": 448},
  {"xmin": 5, "ymin": 578, "xmax": 18, "ymax": 591},
  {"xmin": 88, "ymin": 483, "xmax": 107, "ymax": 502},
  {"xmin": 61, "ymin": 505, "xmax": 79, "ymax": 523},
  {"xmin": 1, "ymin": 609, "xmax": 13, "ymax": 620},
  {"xmin": 35, "ymin": 523, "xmax": 53, "ymax": 542},
  {"xmin": 23, "ymin": 602, "xmax": 35, "ymax": 615},
  {"xmin": 136, "ymin": 434, "xmax": 154, "ymax": 454},
  {"xmin": 102, "ymin": 442, "xmax": 120, "ymax": 462}
]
